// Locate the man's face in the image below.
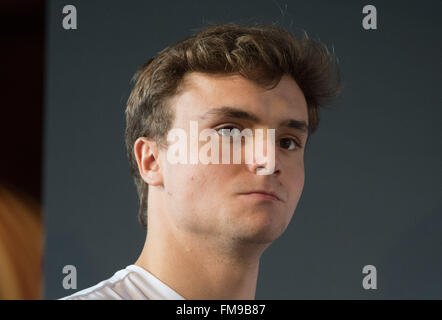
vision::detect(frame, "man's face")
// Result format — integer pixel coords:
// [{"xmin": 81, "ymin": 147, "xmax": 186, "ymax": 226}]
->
[{"xmin": 156, "ymin": 72, "xmax": 309, "ymax": 246}]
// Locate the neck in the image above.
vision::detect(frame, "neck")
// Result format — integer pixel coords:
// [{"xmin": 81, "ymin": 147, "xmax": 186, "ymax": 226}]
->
[{"xmin": 135, "ymin": 212, "xmax": 266, "ymax": 300}]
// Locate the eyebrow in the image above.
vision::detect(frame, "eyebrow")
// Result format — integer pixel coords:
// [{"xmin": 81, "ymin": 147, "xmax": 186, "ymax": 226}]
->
[{"xmin": 198, "ymin": 106, "xmax": 309, "ymax": 135}]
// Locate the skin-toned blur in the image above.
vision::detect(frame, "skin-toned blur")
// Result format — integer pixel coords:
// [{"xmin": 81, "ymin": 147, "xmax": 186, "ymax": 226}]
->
[{"xmin": 134, "ymin": 72, "xmax": 309, "ymax": 299}]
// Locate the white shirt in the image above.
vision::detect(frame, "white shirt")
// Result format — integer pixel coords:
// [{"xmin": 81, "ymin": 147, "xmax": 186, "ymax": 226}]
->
[{"xmin": 59, "ymin": 264, "xmax": 185, "ymax": 300}]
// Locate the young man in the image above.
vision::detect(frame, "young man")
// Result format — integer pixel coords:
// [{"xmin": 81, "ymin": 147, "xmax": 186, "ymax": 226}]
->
[{"xmin": 61, "ymin": 23, "xmax": 341, "ymax": 300}]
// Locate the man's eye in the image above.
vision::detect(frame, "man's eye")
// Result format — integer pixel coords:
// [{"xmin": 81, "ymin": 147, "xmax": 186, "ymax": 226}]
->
[
  {"xmin": 216, "ymin": 126, "xmax": 242, "ymax": 137},
  {"xmin": 279, "ymin": 138, "xmax": 300, "ymax": 151}
]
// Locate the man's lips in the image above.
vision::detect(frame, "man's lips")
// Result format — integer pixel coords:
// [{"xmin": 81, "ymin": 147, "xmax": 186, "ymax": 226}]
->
[{"xmin": 239, "ymin": 190, "xmax": 281, "ymax": 201}]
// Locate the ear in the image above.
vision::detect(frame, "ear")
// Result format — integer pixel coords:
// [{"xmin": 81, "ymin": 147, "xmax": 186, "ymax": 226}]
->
[{"xmin": 134, "ymin": 137, "xmax": 163, "ymax": 186}]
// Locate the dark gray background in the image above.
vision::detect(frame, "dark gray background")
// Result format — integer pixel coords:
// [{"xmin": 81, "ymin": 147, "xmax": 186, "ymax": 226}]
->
[{"xmin": 43, "ymin": 0, "xmax": 442, "ymax": 299}]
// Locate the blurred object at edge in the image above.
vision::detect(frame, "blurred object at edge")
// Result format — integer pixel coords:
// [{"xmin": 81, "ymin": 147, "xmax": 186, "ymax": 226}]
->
[
  {"xmin": 0, "ymin": 182, "xmax": 43, "ymax": 299},
  {"xmin": 0, "ymin": 0, "xmax": 45, "ymax": 300}
]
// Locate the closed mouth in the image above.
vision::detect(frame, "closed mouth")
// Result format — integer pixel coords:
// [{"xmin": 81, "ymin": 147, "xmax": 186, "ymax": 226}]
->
[{"xmin": 240, "ymin": 190, "xmax": 281, "ymax": 201}]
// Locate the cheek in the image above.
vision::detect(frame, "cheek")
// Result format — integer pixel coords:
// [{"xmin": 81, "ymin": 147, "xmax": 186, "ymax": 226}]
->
[
  {"xmin": 187, "ymin": 164, "xmax": 230, "ymax": 201},
  {"xmin": 284, "ymin": 159, "xmax": 305, "ymax": 203},
  {"xmin": 162, "ymin": 164, "xmax": 229, "ymax": 232},
  {"xmin": 163, "ymin": 163, "xmax": 223, "ymax": 205},
  {"xmin": 163, "ymin": 163, "xmax": 196, "ymax": 199}
]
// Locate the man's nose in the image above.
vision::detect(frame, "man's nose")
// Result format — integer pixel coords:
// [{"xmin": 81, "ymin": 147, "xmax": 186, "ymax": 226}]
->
[{"xmin": 246, "ymin": 128, "xmax": 280, "ymax": 176}]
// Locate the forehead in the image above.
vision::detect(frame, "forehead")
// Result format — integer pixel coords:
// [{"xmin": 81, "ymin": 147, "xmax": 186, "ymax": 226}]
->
[{"xmin": 169, "ymin": 72, "xmax": 308, "ymax": 127}]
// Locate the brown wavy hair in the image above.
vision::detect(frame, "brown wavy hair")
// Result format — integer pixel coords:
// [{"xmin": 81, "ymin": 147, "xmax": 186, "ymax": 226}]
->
[{"xmin": 125, "ymin": 23, "xmax": 342, "ymax": 229}]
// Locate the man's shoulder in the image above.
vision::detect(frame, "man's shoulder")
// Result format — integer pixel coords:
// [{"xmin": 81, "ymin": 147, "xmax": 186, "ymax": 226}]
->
[
  {"xmin": 58, "ymin": 264, "xmax": 185, "ymax": 300},
  {"xmin": 59, "ymin": 265, "xmax": 144, "ymax": 300}
]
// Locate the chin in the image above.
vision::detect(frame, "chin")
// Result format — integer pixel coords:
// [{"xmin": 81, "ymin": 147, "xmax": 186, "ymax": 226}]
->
[{"xmin": 235, "ymin": 214, "xmax": 289, "ymax": 245}]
